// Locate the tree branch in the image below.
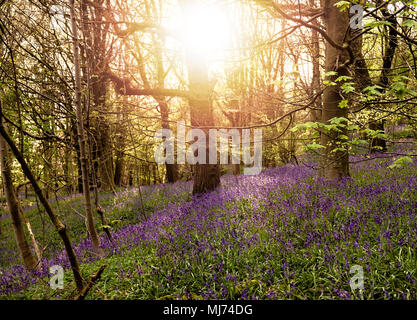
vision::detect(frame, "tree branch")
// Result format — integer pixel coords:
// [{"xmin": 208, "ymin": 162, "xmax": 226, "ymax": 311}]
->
[{"xmin": 104, "ymin": 70, "xmax": 189, "ymax": 98}]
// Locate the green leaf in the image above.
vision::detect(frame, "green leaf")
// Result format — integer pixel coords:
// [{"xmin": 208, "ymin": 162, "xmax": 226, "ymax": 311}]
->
[
  {"xmin": 364, "ymin": 85, "xmax": 383, "ymax": 96},
  {"xmin": 402, "ymin": 20, "xmax": 417, "ymax": 28},
  {"xmin": 341, "ymin": 82, "xmax": 355, "ymax": 94},
  {"xmin": 323, "ymin": 124, "xmax": 343, "ymax": 132},
  {"xmin": 351, "ymin": 138, "xmax": 367, "ymax": 145},
  {"xmin": 324, "ymin": 71, "xmax": 338, "ymax": 77},
  {"xmin": 331, "ymin": 147, "xmax": 347, "ymax": 153},
  {"xmin": 389, "ymin": 81, "xmax": 407, "ymax": 99},
  {"xmin": 305, "ymin": 143, "xmax": 325, "ymax": 151},
  {"xmin": 365, "ymin": 20, "xmax": 393, "ymax": 28},
  {"xmin": 347, "ymin": 124, "xmax": 359, "ymax": 131},
  {"xmin": 291, "ymin": 122, "xmax": 320, "ymax": 132},
  {"xmin": 392, "ymin": 75, "xmax": 411, "ymax": 82},
  {"xmin": 388, "ymin": 156, "xmax": 413, "ymax": 169},
  {"xmin": 323, "ymin": 80, "xmax": 337, "ymax": 86},
  {"xmin": 338, "ymin": 99, "xmax": 349, "ymax": 109},
  {"xmin": 335, "ymin": 1, "xmax": 351, "ymax": 12},
  {"xmin": 335, "ymin": 75, "xmax": 353, "ymax": 82},
  {"xmin": 329, "ymin": 117, "xmax": 349, "ymax": 125}
]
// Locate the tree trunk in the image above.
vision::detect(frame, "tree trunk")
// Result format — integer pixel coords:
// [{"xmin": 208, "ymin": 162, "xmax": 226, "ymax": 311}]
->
[
  {"xmin": 70, "ymin": 0, "xmax": 103, "ymax": 257},
  {"xmin": 159, "ymin": 99, "xmax": 179, "ymax": 183},
  {"xmin": 181, "ymin": 3, "xmax": 220, "ymax": 195},
  {"xmin": 310, "ymin": 0, "xmax": 322, "ymax": 123},
  {"xmin": 370, "ymin": 120, "xmax": 387, "ymax": 152},
  {"xmin": 0, "ymin": 111, "xmax": 85, "ymax": 292},
  {"xmin": 71, "ymin": 123, "xmax": 83, "ymax": 193},
  {"xmin": 188, "ymin": 61, "xmax": 221, "ymax": 194},
  {"xmin": 0, "ymin": 117, "xmax": 38, "ymax": 271},
  {"xmin": 81, "ymin": 0, "xmax": 115, "ymax": 192},
  {"xmin": 351, "ymin": 0, "xmax": 397, "ymax": 153},
  {"xmin": 319, "ymin": 0, "xmax": 350, "ymax": 179},
  {"xmin": 21, "ymin": 209, "xmax": 42, "ymax": 264}
]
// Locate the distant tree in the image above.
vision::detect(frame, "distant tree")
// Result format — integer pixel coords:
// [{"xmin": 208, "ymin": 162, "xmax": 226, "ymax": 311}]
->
[{"xmin": 70, "ymin": 0, "xmax": 103, "ymax": 257}]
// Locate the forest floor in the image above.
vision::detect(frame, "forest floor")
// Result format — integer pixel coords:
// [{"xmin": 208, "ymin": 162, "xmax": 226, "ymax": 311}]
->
[{"xmin": 1, "ymin": 142, "xmax": 417, "ymax": 300}]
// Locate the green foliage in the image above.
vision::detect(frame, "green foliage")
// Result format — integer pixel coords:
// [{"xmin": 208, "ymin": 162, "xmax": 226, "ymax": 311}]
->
[
  {"xmin": 362, "ymin": 129, "xmax": 387, "ymax": 141},
  {"xmin": 388, "ymin": 156, "xmax": 413, "ymax": 170},
  {"xmin": 338, "ymin": 99, "xmax": 349, "ymax": 109},
  {"xmin": 341, "ymin": 82, "xmax": 356, "ymax": 94},
  {"xmin": 402, "ymin": 20, "xmax": 417, "ymax": 28},
  {"xmin": 364, "ymin": 85, "xmax": 383, "ymax": 97},
  {"xmin": 304, "ymin": 143, "xmax": 325, "ymax": 151},
  {"xmin": 391, "ymin": 129, "xmax": 415, "ymax": 139},
  {"xmin": 335, "ymin": 76, "xmax": 353, "ymax": 83},
  {"xmin": 324, "ymin": 71, "xmax": 338, "ymax": 77},
  {"xmin": 334, "ymin": 1, "xmax": 351, "ymax": 12},
  {"xmin": 365, "ymin": 21, "xmax": 393, "ymax": 29}
]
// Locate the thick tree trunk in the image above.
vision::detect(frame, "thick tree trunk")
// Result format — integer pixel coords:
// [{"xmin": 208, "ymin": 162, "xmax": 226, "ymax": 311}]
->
[
  {"xmin": 319, "ymin": 0, "xmax": 350, "ymax": 179},
  {"xmin": 114, "ymin": 157, "xmax": 124, "ymax": 186},
  {"xmin": 188, "ymin": 60, "xmax": 221, "ymax": 194},
  {"xmin": 180, "ymin": 1, "xmax": 220, "ymax": 194}
]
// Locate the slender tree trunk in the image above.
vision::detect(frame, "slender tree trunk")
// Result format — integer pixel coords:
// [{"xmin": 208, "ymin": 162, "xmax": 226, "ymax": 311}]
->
[
  {"xmin": 136, "ymin": 23, "xmax": 179, "ymax": 184},
  {"xmin": 70, "ymin": 0, "xmax": 103, "ymax": 257},
  {"xmin": 21, "ymin": 210, "xmax": 42, "ymax": 263},
  {"xmin": 114, "ymin": 97, "xmax": 128, "ymax": 186},
  {"xmin": 0, "ymin": 116, "xmax": 38, "ymax": 271},
  {"xmin": 0, "ymin": 110, "xmax": 84, "ymax": 292},
  {"xmin": 351, "ymin": 0, "xmax": 397, "ymax": 153},
  {"xmin": 88, "ymin": 134, "xmax": 112, "ymax": 241},
  {"xmin": 113, "ymin": 129, "xmax": 125, "ymax": 186},
  {"xmin": 82, "ymin": 0, "xmax": 115, "ymax": 192},
  {"xmin": 159, "ymin": 99, "xmax": 178, "ymax": 183},
  {"xmin": 310, "ymin": 0, "xmax": 322, "ymax": 123}
]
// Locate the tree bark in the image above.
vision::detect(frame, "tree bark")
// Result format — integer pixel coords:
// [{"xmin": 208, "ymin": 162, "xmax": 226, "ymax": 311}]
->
[
  {"xmin": 180, "ymin": 2, "xmax": 221, "ymax": 194},
  {"xmin": 319, "ymin": 0, "xmax": 350, "ymax": 179},
  {"xmin": 159, "ymin": 99, "xmax": 178, "ymax": 183},
  {"xmin": 188, "ymin": 57, "xmax": 220, "ymax": 194}
]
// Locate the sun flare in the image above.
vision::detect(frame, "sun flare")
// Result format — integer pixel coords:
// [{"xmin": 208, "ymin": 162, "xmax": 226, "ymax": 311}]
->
[{"xmin": 168, "ymin": 1, "xmax": 233, "ymax": 60}]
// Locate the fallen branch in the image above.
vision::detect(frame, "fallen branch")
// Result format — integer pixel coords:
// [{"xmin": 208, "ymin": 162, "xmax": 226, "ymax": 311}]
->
[{"xmin": 74, "ymin": 264, "xmax": 107, "ymax": 301}]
